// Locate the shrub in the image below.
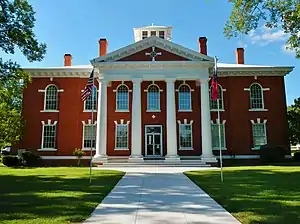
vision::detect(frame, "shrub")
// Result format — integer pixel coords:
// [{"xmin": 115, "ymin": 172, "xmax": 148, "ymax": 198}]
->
[
  {"xmin": 2, "ymin": 155, "xmax": 19, "ymax": 167},
  {"xmin": 293, "ymin": 151, "xmax": 300, "ymax": 161},
  {"xmin": 73, "ymin": 148, "xmax": 85, "ymax": 166},
  {"xmin": 20, "ymin": 151, "xmax": 41, "ymax": 167},
  {"xmin": 260, "ymin": 144, "xmax": 286, "ymax": 163}
]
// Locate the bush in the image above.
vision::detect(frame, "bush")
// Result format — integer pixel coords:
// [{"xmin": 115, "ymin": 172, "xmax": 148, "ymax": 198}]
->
[
  {"xmin": 260, "ymin": 144, "xmax": 286, "ymax": 163},
  {"xmin": 20, "ymin": 151, "xmax": 41, "ymax": 167},
  {"xmin": 293, "ymin": 151, "xmax": 300, "ymax": 161},
  {"xmin": 2, "ymin": 155, "xmax": 19, "ymax": 167},
  {"xmin": 73, "ymin": 148, "xmax": 85, "ymax": 166}
]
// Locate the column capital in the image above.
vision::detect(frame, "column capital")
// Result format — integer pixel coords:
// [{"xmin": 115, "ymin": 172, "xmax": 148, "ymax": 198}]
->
[
  {"xmin": 132, "ymin": 78, "xmax": 142, "ymax": 84},
  {"xmin": 200, "ymin": 78, "xmax": 210, "ymax": 84},
  {"xmin": 165, "ymin": 78, "xmax": 176, "ymax": 83},
  {"xmin": 98, "ymin": 78, "xmax": 109, "ymax": 84}
]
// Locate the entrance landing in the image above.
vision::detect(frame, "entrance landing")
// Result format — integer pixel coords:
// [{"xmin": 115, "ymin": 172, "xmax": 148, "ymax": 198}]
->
[{"xmin": 84, "ymin": 167, "xmax": 240, "ymax": 224}]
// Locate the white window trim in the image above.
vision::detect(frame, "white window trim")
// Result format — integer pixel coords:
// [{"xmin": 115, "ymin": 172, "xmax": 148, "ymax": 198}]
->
[
  {"xmin": 114, "ymin": 120, "xmax": 130, "ymax": 150},
  {"xmin": 176, "ymin": 82, "xmax": 194, "ymax": 112},
  {"xmin": 210, "ymin": 84, "xmax": 226, "ymax": 111},
  {"xmin": 250, "ymin": 118, "xmax": 268, "ymax": 150},
  {"xmin": 113, "ymin": 83, "xmax": 131, "ymax": 112},
  {"xmin": 177, "ymin": 119, "xmax": 194, "ymax": 150},
  {"xmin": 244, "ymin": 83, "xmax": 270, "ymax": 110},
  {"xmin": 145, "ymin": 82, "xmax": 163, "ymax": 112},
  {"xmin": 211, "ymin": 119, "xmax": 227, "ymax": 150},
  {"xmin": 38, "ymin": 84, "xmax": 63, "ymax": 112},
  {"xmin": 82, "ymin": 120, "xmax": 97, "ymax": 150},
  {"xmin": 39, "ymin": 119, "xmax": 58, "ymax": 151},
  {"xmin": 81, "ymin": 88, "xmax": 98, "ymax": 112}
]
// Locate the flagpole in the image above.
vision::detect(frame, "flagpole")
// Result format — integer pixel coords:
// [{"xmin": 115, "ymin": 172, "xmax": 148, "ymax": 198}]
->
[
  {"xmin": 89, "ymin": 71, "xmax": 95, "ymax": 184},
  {"xmin": 215, "ymin": 56, "xmax": 223, "ymax": 183}
]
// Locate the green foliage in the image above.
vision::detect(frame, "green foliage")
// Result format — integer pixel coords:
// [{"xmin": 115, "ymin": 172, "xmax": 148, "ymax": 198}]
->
[
  {"xmin": 73, "ymin": 148, "xmax": 85, "ymax": 166},
  {"xmin": 20, "ymin": 150, "xmax": 41, "ymax": 167},
  {"xmin": 2, "ymin": 155, "xmax": 19, "ymax": 167},
  {"xmin": 293, "ymin": 151, "xmax": 300, "ymax": 161},
  {"xmin": 287, "ymin": 97, "xmax": 300, "ymax": 145},
  {"xmin": 260, "ymin": 144, "xmax": 286, "ymax": 163},
  {"xmin": 225, "ymin": 0, "xmax": 300, "ymax": 58},
  {"xmin": 0, "ymin": 0, "xmax": 46, "ymax": 148}
]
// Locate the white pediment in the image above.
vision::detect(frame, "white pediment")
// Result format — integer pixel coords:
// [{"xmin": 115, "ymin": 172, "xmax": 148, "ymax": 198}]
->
[{"xmin": 92, "ymin": 36, "xmax": 214, "ymax": 64}]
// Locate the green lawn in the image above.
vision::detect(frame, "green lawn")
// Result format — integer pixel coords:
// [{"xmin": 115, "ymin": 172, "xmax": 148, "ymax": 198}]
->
[
  {"xmin": 0, "ymin": 166, "xmax": 124, "ymax": 224},
  {"xmin": 185, "ymin": 166, "xmax": 300, "ymax": 224}
]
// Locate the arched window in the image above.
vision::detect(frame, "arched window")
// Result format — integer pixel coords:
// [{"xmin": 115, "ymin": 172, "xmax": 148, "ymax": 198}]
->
[
  {"xmin": 116, "ymin": 84, "xmax": 129, "ymax": 111},
  {"xmin": 210, "ymin": 85, "xmax": 224, "ymax": 110},
  {"xmin": 147, "ymin": 84, "xmax": 160, "ymax": 111},
  {"xmin": 45, "ymin": 85, "xmax": 58, "ymax": 110},
  {"xmin": 178, "ymin": 84, "xmax": 192, "ymax": 111},
  {"xmin": 84, "ymin": 86, "xmax": 97, "ymax": 111},
  {"xmin": 250, "ymin": 83, "xmax": 263, "ymax": 109}
]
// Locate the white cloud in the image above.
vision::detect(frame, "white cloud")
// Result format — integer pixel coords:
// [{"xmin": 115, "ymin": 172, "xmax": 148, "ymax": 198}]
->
[
  {"xmin": 249, "ymin": 28, "xmax": 288, "ymax": 45},
  {"xmin": 281, "ymin": 44, "xmax": 296, "ymax": 55}
]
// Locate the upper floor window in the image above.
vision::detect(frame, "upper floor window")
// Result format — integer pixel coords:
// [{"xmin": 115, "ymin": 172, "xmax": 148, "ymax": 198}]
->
[
  {"xmin": 142, "ymin": 31, "xmax": 148, "ymax": 39},
  {"xmin": 250, "ymin": 83, "xmax": 264, "ymax": 109},
  {"xmin": 210, "ymin": 84, "xmax": 224, "ymax": 110},
  {"xmin": 159, "ymin": 31, "xmax": 165, "ymax": 39},
  {"xmin": 116, "ymin": 84, "xmax": 129, "ymax": 111},
  {"xmin": 178, "ymin": 84, "xmax": 192, "ymax": 111},
  {"xmin": 147, "ymin": 84, "xmax": 160, "ymax": 111},
  {"xmin": 84, "ymin": 86, "xmax": 97, "ymax": 111},
  {"xmin": 45, "ymin": 85, "xmax": 58, "ymax": 110},
  {"xmin": 150, "ymin": 31, "xmax": 156, "ymax": 36}
]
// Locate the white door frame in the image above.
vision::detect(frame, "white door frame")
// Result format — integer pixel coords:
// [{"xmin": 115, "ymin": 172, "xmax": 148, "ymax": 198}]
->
[{"xmin": 144, "ymin": 125, "xmax": 163, "ymax": 157}]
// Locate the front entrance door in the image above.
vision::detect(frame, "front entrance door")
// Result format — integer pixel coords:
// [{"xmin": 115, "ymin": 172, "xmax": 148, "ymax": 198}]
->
[{"xmin": 145, "ymin": 125, "xmax": 162, "ymax": 156}]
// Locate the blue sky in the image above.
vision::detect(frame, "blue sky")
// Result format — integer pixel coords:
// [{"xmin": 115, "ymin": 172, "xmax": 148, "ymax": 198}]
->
[{"xmin": 2, "ymin": 0, "xmax": 299, "ymax": 105}]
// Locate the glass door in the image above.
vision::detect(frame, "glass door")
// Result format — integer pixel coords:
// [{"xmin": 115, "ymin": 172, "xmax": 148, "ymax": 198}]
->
[{"xmin": 145, "ymin": 125, "xmax": 162, "ymax": 156}]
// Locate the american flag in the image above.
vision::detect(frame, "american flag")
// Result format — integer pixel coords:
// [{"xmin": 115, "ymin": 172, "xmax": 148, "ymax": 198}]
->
[
  {"xmin": 211, "ymin": 57, "xmax": 218, "ymax": 101},
  {"xmin": 81, "ymin": 69, "xmax": 94, "ymax": 101}
]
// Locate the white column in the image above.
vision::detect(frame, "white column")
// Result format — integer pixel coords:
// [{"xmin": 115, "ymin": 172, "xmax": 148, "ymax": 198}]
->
[
  {"xmin": 129, "ymin": 78, "xmax": 143, "ymax": 162},
  {"xmin": 200, "ymin": 78, "xmax": 217, "ymax": 162},
  {"xmin": 165, "ymin": 79, "xmax": 180, "ymax": 162},
  {"xmin": 94, "ymin": 79, "xmax": 107, "ymax": 162}
]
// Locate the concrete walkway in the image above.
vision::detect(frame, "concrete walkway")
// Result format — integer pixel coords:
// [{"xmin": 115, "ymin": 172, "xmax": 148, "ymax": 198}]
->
[{"xmin": 84, "ymin": 167, "xmax": 240, "ymax": 224}]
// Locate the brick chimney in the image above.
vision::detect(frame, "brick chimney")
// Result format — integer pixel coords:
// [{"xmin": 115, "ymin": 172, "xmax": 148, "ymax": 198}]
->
[
  {"xmin": 64, "ymin": 54, "xmax": 72, "ymax": 66},
  {"xmin": 236, "ymin": 48, "xmax": 244, "ymax": 64},
  {"xmin": 99, "ymin": 38, "xmax": 108, "ymax": 56},
  {"xmin": 198, "ymin": 37, "xmax": 207, "ymax": 55}
]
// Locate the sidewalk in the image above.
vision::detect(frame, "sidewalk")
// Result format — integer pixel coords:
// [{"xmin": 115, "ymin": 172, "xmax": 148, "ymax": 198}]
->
[{"xmin": 84, "ymin": 167, "xmax": 240, "ymax": 224}]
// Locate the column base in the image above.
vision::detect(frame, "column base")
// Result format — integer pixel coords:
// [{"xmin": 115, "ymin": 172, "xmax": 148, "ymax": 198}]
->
[
  {"xmin": 128, "ymin": 156, "xmax": 144, "ymax": 163},
  {"xmin": 92, "ymin": 155, "xmax": 108, "ymax": 164},
  {"xmin": 201, "ymin": 156, "xmax": 218, "ymax": 163},
  {"xmin": 165, "ymin": 155, "xmax": 181, "ymax": 163}
]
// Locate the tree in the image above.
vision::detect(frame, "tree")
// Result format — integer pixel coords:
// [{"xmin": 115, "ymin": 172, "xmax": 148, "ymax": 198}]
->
[
  {"xmin": 73, "ymin": 148, "xmax": 85, "ymax": 167},
  {"xmin": 287, "ymin": 97, "xmax": 300, "ymax": 145},
  {"xmin": 225, "ymin": 0, "xmax": 300, "ymax": 58},
  {"xmin": 0, "ymin": 0, "xmax": 46, "ymax": 148}
]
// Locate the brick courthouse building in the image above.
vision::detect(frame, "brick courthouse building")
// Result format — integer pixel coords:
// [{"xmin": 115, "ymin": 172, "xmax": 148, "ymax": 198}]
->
[{"xmin": 20, "ymin": 25, "xmax": 294, "ymax": 164}]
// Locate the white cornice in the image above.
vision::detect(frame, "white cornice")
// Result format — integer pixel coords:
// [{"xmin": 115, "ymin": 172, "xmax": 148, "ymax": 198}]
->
[{"xmin": 91, "ymin": 36, "xmax": 214, "ymax": 63}]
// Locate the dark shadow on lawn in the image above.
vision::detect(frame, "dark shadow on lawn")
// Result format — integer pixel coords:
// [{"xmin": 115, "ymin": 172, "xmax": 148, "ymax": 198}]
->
[
  {"xmin": 0, "ymin": 171, "xmax": 124, "ymax": 223},
  {"xmin": 185, "ymin": 168, "xmax": 300, "ymax": 224}
]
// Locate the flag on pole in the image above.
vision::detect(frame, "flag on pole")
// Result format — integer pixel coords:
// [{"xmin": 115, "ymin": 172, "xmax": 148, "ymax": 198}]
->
[
  {"xmin": 81, "ymin": 69, "xmax": 94, "ymax": 101},
  {"xmin": 211, "ymin": 57, "xmax": 218, "ymax": 101}
]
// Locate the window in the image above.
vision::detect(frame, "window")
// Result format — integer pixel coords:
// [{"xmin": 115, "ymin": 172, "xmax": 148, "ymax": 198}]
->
[
  {"xmin": 42, "ymin": 124, "xmax": 56, "ymax": 149},
  {"xmin": 250, "ymin": 83, "xmax": 264, "ymax": 109},
  {"xmin": 179, "ymin": 124, "xmax": 193, "ymax": 148},
  {"xmin": 159, "ymin": 31, "xmax": 165, "ymax": 39},
  {"xmin": 210, "ymin": 85, "xmax": 224, "ymax": 110},
  {"xmin": 45, "ymin": 85, "xmax": 58, "ymax": 110},
  {"xmin": 116, "ymin": 85, "xmax": 129, "ymax": 111},
  {"xmin": 178, "ymin": 84, "xmax": 192, "ymax": 111},
  {"xmin": 252, "ymin": 123, "xmax": 267, "ymax": 148},
  {"xmin": 83, "ymin": 124, "xmax": 96, "ymax": 149},
  {"xmin": 151, "ymin": 31, "xmax": 156, "ymax": 36},
  {"xmin": 84, "ymin": 86, "xmax": 97, "ymax": 111},
  {"xmin": 147, "ymin": 84, "xmax": 160, "ymax": 111},
  {"xmin": 142, "ymin": 31, "xmax": 148, "ymax": 39},
  {"xmin": 211, "ymin": 123, "xmax": 226, "ymax": 149},
  {"xmin": 115, "ymin": 124, "xmax": 128, "ymax": 149}
]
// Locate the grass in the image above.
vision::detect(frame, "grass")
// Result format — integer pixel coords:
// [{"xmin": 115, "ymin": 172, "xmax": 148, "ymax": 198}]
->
[
  {"xmin": 0, "ymin": 166, "xmax": 124, "ymax": 224},
  {"xmin": 185, "ymin": 166, "xmax": 300, "ymax": 224}
]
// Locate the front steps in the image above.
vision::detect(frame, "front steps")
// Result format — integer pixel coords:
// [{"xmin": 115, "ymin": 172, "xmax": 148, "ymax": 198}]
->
[{"xmin": 95, "ymin": 157, "xmax": 211, "ymax": 167}]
